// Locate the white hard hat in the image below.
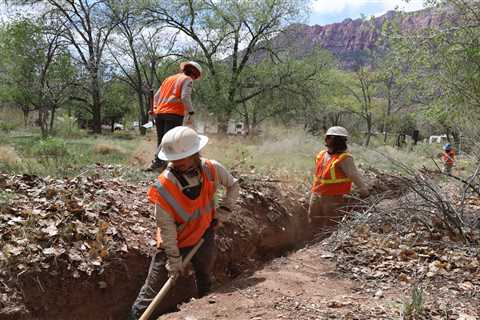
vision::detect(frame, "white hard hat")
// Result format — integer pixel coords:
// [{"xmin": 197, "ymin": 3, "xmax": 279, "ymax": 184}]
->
[
  {"xmin": 158, "ymin": 126, "xmax": 209, "ymax": 161},
  {"xmin": 326, "ymin": 126, "xmax": 349, "ymax": 137},
  {"xmin": 180, "ymin": 61, "xmax": 202, "ymax": 79}
]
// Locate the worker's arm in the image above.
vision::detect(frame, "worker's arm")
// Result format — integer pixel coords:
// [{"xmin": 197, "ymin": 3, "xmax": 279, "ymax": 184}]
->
[
  {"xmin": 155, "ymin": 204, "xmax": 182, "ymax": 274},
  {"xmin": 210, "ymin": 160, "xmax": 239, "ymax": 211},
  {"xmin": 151, "ymin": 88, "xmax": 161, "ymax": 114},
  {"xmin": 339, "ymin": 156, "xmax": 369, "ymax": 197},
  {"xmin": 181, "ymin": 78, "xmax": 194, "ymax": 116}
]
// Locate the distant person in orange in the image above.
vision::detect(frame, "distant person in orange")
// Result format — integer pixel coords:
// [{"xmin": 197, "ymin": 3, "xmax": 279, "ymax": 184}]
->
[
  {"xmin": 443, "ymin": 143, "xmax": 455, "ymax": 174},
  {"xmin": 145, "ymin": 61, "xmax": 202, "ymax": 172},
  {"xmin": 308, "ymin": 126, "xmax": 369, "ymax": 234}
]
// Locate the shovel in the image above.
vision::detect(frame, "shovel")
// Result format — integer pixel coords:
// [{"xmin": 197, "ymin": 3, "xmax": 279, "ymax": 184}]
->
[{"xmin": 139, "ymin": 238, "xmax": 205, "ymax": 320}]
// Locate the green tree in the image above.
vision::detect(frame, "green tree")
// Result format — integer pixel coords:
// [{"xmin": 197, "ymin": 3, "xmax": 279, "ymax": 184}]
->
[
  {"xmin": 109, "ymin": 4, "xmax": 173, "ymax": 135},
  {"xmin": 39, "ymin": 0, "xmax": 126, "ymax": 133},
  {"xmin": 143, "ymin": 0, "xmax": 309, "ymax": 132},
  {"xmin": 0, "ymin": 18, "xmax": 76, "ymax": 136},
  {"xmin": 103, "ymin": 80, "xmax": 135, "ymax": 132}
]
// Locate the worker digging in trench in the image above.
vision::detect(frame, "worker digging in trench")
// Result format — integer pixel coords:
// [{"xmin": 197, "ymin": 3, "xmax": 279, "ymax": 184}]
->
[
  {"xmin": 129, "ymin": 126, "xmax": 239, "ymax": 320},
  {"xmin": 308, "ymin": 126, "xmax": 370, "ymax": 235}
]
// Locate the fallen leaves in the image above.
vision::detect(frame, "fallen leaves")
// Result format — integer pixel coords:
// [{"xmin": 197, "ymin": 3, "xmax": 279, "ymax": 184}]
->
[{"xmin": 0, "ymin": 165, "xmax": 156, "ymax": 311}]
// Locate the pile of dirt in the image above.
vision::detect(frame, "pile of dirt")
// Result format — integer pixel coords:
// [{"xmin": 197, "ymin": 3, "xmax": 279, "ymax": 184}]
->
[
  {"xmin": 0, "ymin": 166, "xmax": 310, "ymax": 320},
  {"xmin": 322, "ymin": 194, "xmax": 480, "ymax": 318}
]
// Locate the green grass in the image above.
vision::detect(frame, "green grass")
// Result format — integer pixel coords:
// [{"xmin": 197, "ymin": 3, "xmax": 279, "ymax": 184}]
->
[
  {"xmin": 203, "ymin": 126, "xmax": 465, "ymax": 186},
  {"xmin": 2, "ymin": 121, "xmax": 477, "ymax": 182},
  {"xmin": 0, "ymin": 131, "xmax": 141, "ymax": 177}
]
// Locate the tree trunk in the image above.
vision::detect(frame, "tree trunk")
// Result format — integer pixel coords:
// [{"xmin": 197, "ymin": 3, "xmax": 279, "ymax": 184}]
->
[
  {"xmin": 91, "ymin": 73, "xmax": 102, "ymax": 134},
  {"xmin": 364, "ymin": 114, "xmax": 372, "ymax": 147},
  {"xmin": 39, "ymin": 108, "xmax": 49, "ymax": 138},
  {"xmin": 22, "ymin": 108, "xmax": 29, "ymax": 127},
  {"xmin": 137, "ymin": 89, "xmax": 147, "ymax": 136},
  {"xmin": 217, "ymin": 110, "xmax": 230, "ymax": 134},
  {"xmin": 49, "ymin": 105, "xmax": 57, "ymax": 133}
]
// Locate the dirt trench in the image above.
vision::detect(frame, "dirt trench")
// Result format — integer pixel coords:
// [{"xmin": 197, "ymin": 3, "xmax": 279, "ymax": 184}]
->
[
  {"xmin": 4, "ymin": 178, "xmax": 311, "ymax": 320},
  {"xmin": 2, "ymin": 170, "xmax": 406, "ymax": 320}
]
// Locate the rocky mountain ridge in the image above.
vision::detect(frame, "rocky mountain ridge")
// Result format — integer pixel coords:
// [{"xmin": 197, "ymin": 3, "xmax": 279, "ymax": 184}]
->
[{"xmin": 278, "ymin": 7, "xmax": 452, "ymax": 67}]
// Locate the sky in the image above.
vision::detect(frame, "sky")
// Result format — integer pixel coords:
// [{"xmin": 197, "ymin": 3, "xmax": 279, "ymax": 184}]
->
[
  {"xmin": 0, "ymin": 1, "xmax": 427, "ymax": 28},
  {"xmin": 309, "ymin": 0, "xmax": 426, "ymax": 25}
]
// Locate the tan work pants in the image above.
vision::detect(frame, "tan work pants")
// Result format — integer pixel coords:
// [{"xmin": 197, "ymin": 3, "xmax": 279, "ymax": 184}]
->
[{"xmin": 308, "ymin": 193, "xmax": 348, "ymax": 236}]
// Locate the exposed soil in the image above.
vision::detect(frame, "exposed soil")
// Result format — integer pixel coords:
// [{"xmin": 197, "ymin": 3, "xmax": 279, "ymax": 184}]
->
[
  {"xmin": 159, "ymin": 243, "xmax": 406, "ymax": 320},
  {"xmin": 0, "ymin": 137, "xmax": 427, "ymax": 320},
  {"xmin": 0, "ymin": 167, "xmax": 315, "ymax": 320}
]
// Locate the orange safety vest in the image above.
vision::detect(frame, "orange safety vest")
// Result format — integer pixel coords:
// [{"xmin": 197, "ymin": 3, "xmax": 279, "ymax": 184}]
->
[
  {"xmin": 443, "ymin": 150, "xmax": 455, "ymax": 165},
  {"xmin": 148, "ymin": 160, "xmax": 217, "ymax": 248},
  {"xmin": 153, "ymin": 73, "xmax": 190, "ymax": 116},
  {"xmin": 311, "ymin": 150, "xmax": 353, "ymax": 196}
]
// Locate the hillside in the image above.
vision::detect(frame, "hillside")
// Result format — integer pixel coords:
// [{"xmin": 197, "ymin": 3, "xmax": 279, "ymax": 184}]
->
[{"xmin": 274, "ymin": 7, "xmax": 451, "ymax": 67}]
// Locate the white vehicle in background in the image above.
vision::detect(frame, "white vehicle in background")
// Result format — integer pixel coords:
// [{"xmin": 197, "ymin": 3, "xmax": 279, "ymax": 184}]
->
[{"xmin": 131, "ymin": 121, "xmax": 154, "ymax": 129}]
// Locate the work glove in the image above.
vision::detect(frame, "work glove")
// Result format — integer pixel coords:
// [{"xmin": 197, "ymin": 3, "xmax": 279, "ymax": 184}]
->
[{"xmin": 166, "ymin": 255, "xmax": 183, "ymax": 279}]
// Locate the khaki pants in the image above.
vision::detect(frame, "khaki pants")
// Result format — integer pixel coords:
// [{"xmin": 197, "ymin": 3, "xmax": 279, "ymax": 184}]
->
[
  {"xmin": 129, "ymin": 227, "xmax": 217, "ymax": 320},
  {"xmin": 308, "ymin": 193, "xmax": 347, "ymax": 236}
]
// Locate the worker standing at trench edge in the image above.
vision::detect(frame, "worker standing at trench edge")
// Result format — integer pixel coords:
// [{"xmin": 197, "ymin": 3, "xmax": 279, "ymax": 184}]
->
[
  {"xmin": 129, "ymin": 126, "xmax": 239, "ymax": 320},
  {"xmin": 145, "ymin": 61, "xmax": 202, "ymax": 172},
  {"xmin": 308, "ymin": 126, "xmax": 369, "ymax": 234}
]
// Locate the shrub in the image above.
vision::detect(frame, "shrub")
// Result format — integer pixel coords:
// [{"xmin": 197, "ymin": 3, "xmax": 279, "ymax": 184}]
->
[
  {"xmin": 0, "ymin": 122, "xmax": 18, "ymax": 133},
  {"xmin": 112, "ymin": 130, "xmax": 135, "ymax": 140},
  {"xmin": 92, "ymin": 143, "xmax": 126, "ymax": 155},
  {"xmin": 54, "ymin": 115, "xmax": 87, "ymax": 139},
  {"xmin": 0, "ymin": 145, "xmax": 20, "ymax": 168},
  {"xmin": 32, "ymin": 137, "xmax": 69, "ymax": 163}
]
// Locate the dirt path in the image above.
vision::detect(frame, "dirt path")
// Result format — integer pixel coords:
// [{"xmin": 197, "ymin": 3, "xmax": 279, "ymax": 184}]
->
[{"xmin": 159, "ymin": 243, "xmax": 403, "ymax": 320}]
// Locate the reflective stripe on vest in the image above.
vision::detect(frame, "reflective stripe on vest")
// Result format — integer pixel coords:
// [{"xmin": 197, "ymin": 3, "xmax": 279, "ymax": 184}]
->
[
  {"xmin": 314, "ymin": 152, "xmax": 352, "ymax": 184},
  {"xmin": 153, "ymin": 161, "xmax": 216, "ymax": 224},
  {"xmin": 153, "ymin": 74, "xmax": 188, "ymax": 116},
  {"xmin": 153, "ymin": 181, "xmax": 215, "ymax": 223},
  {"xmin": 312, "ymin": 150, "xmax": 353, "ymax": 196}
]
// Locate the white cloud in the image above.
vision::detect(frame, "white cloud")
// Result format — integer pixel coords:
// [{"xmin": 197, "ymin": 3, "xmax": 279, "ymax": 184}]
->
[
  {"xmin": 311, "ymin": 0, "xmax": 362, "ymax": 14},
  {"xmin": 380, "ymin": 0, "xmax": 425, "ymax": 12},
  {"xmin": 311, "ymin": 0, "xmax": 425, "ymax": 15}
]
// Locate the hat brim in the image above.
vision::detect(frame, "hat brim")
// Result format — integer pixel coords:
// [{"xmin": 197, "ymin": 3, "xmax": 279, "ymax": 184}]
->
[
  {"xmin": 326, "ymin": 134, "xmax": 348, "ymax": 137},
  {"xmin": 158, "ymin": 135, "xmax": 209, "ymax": 161}
]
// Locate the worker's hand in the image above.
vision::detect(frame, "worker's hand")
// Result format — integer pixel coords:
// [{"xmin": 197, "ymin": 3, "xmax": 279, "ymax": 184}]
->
[
  {"xmin": 359, "ymin": 189, "xmax": 370, "ymax": 199},
  {"xmin": 166, "ymin": 255, "xmax": 183, "ymax": 278},
  {"xmin": 148, "ymin": 109, "xmax": 154, "ymax": 116},
  {"xmin": 155, "ymin": 227, "xmax": 163, "ymax": 249}
]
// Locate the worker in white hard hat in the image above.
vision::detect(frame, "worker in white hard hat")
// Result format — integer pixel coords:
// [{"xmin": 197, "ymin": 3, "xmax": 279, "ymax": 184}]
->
[
  {"xmin": 308, "ymin": 126, "xmax": 369, "ymax": 234},
  {"xmin": 145, "ymin": 61, "xmax": 203, "ymax": 172},
  {"xmin": 130, "ymin": 126, "xmax": 239, "ymax": 319}
]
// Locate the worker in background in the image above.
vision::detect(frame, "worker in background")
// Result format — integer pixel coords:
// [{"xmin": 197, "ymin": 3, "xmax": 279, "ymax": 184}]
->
[
  {"xmin": 145, "ymin": 61, "xmax": 202, "ymax": 172},
  {"xmin": 443, "ymin": 143, "xmax": 455, "ymax": 174},
  {"xmin": 308, "ymin": 126, "xmax": 369, "ymax": 234},
  {"xmin": 130, "ymin": 126, "xmax": 239, "ymax": 319}
]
